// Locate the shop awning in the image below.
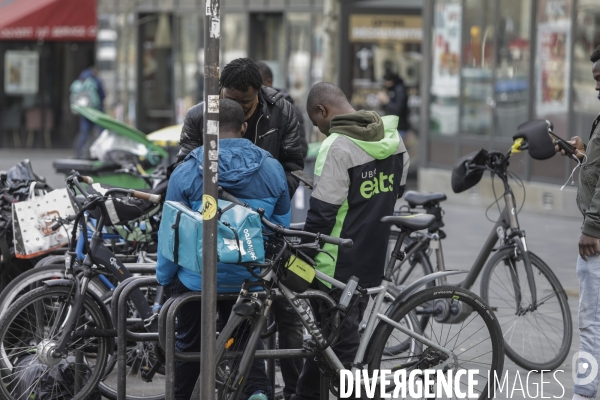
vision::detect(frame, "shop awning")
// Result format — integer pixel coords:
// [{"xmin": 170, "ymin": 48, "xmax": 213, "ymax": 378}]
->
[{"xmin": 0, "ymin": 0, "xmax": 96, "ymax": 41}]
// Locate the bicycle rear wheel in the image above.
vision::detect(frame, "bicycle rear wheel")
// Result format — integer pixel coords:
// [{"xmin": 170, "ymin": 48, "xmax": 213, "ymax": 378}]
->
[
  {"xmin": 480, "ymin": 248, "xmax": 572, "ymax": 371},
  {"xmin": 191, "ymin": 306, "xmax": 262, "ymax": 400},
  {"xmin": 368, "ymin": 286, "xmax": 504, "ymax": 400},
  {"xmin": 0, "ymin": 285, "xmax": 111, "ymax": 400}
]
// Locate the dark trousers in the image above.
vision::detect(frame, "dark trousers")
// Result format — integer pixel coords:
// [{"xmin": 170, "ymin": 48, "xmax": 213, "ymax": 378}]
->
[
  {"xmin": 165, "ymin": 276, "xmax": 271, "ymax": 400},
  {"xmin": 291, "ymin": 282, "xmax": 368, "ymax": 400},
  {"xmin": 271, "ymin": 298, "xmax": 305, "ymax": 400},
  {"xmin": 77, "ymin": 117, "xmax": 94, "ymax": 158}
]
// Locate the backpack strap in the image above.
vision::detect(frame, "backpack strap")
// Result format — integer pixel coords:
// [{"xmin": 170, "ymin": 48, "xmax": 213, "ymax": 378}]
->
[
  {"xmin": 172, "ymin": 211, "xmax": 183, "ymax": 264},
  {"xmin": 222, "ymin": 222, "xmax": 242, "ymax": 264},
  {"xmin": 218, "ymin": 203, "xmax": 236, "ymax": 219}
]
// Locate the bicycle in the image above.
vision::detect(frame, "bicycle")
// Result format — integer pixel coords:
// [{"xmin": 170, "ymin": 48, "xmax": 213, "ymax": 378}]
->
[
  {"xmin": 191, "ymin": 189, "xmax": 504, "ymax": 400},
  {"xmin": 0, "ymin": 173, "xmax": 166, "ymax": 400},
  {"xmin": 388, "ymin": 126, "xmax": 572, "ymax": 371}
]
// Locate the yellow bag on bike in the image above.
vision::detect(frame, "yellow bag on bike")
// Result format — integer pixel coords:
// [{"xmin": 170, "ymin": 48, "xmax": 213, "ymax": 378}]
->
[{"xmin": 279, "ymin": 252, "xmax": 316, "ymax": 293}]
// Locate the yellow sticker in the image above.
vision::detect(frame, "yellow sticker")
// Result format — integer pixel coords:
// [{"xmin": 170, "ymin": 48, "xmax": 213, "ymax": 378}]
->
[{"xmin": 202, "ymin": 195, "xmax": 217, "ymax": 220}]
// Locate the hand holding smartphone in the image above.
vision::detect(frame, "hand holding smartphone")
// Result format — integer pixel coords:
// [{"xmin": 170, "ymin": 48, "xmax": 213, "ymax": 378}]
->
[{"xmin": 548, "ymin": 131, "xmax": 578, "ymax": 160}]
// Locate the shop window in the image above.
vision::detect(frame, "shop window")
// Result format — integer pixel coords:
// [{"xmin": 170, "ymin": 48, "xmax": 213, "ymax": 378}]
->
[
  {"xmin": 347, "ymin": 13, "xmax": 422, "ymax": 116},
  {"xmin": 311, "ymin": 14, "xmax": 324, "ymax": 88},
  {"xmin": 137, "ymin": 13, "xmax": 174, "ymax": 133},
  {"xmin": 249, "ymin": 13, "xmax": 286, "ymax": 88},
  {"xmin": 460, "ymin": 0, "xmax": 495, "ymax": 137},
  {"xmin": 221, "ymin": 13, "xmax": 248, "ymax": 66},
  {"xmin": 430, "ymin": 0, "xmax": 461, "ymax": 137},
  {"xmin": 175, "ymin": 13, "xmax": 202, "ymax": 122},
  {"xmin": 533, "ymin": 0, "xmax": 572, "ymax": 182},
  {"xmin": 534, "ymin": 0, "xmax": 572, "ymax": 135},
  {"xmin": 493, "ymin": 0, "xmax": 531, "ymax": 138},
  {"xmin": 287, "ymin": 13, "xmax": 311, "ymax": 106}
]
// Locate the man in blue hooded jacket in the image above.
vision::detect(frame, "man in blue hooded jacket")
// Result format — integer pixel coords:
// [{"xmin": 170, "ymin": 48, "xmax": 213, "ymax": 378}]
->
[{"xmin": 157, "ymin": 99, "xmax": 291, "ymax": 400}]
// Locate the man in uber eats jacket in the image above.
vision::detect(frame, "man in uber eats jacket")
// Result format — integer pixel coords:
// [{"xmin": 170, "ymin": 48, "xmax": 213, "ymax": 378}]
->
[{"xmin": 292, "ymin": 83, "xmax": 409, "ymax": 400}]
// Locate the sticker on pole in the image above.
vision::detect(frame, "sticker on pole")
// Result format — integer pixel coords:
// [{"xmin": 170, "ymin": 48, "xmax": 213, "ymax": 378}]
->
[
  {"xmin": 210, "ymin": 17, "xmax": 220, "ymax": 38},
  {"xmin": 207, "ymin": 120, "xmax": 219, "ymax": 135},
  {"xmin": 202, "ymin": 195, "xmax": 217, "ymax": 220},
  {"xmin": 207, "ymin": 95, "xmax": 219, "ymax": 113}
]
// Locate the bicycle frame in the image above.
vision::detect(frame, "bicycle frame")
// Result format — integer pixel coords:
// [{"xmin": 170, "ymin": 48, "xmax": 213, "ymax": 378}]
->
[
  {"xmin": 395, "ymin": 158, "xmax": 538, "ymax": 307},
  {"xmin": 50, "ymin": 213, "xmax": 159, "ymax": 356},
  {"xmin": 228, "ymin": 255, "xmax": 458, "ymax": 398}
]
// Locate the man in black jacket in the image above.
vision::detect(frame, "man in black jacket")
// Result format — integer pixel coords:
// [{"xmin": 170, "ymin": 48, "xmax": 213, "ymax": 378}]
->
[
  {"xmin": 256, "ymin": 61, "xmax": 308, "ymax": 158},
  {"xmin": 177, "ymin": 58, "xmax": 304, "ymax": 198},
  {"xmin": 378, "ymin": 71, "xmax": 410, "ymax": 139}
]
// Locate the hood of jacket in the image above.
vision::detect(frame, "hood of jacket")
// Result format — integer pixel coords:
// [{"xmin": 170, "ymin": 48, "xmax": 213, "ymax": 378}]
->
[
  {"xmin": 79, "ymin": 69, "xmax": 95, "ymax": 81},
  {"xmin": 186, "ymin": 139, "xmax": 271, "ymax": 189},
  {"xmin": 329, "ymin": 112, "xmax": 400, "ymax": 160}
]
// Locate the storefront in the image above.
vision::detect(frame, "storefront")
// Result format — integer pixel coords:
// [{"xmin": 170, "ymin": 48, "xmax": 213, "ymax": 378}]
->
[
  {"xmin": 420, "ymin": 0, "xmax": 600, "ymax": 188},
  {"xmin": 0, "ymin": 0, "xmax": 97, "ymax": 149},
  {"xmin": 99, "ymin": 0, "xmax": 425, "ymax": 143},
  {"xmin": 339, "ymin": 1, "xmax": 422, "ymax": 117}
]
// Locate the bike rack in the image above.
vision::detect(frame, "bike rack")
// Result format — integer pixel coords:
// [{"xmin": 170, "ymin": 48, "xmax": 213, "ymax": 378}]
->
[
  {"xmin": 158, "ymin": 289, "xmax": 337, "ymax": 400},
  {"xmin": 111, "ymin": 275, "xmax": 162, "ymax": 400}
]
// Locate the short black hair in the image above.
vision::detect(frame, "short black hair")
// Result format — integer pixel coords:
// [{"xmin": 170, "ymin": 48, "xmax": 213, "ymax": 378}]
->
[
  {"xmin": 306, "ymin": 82, "xmax": 348, "ymax": 112},
  {"xmin": 256, "ymin": 61, "xmax": 273, "ymax": 83},
  {"xmin": 220, "ymin": 58, "xmax": 263, "ymax": 92},
  {"xmin": 219, "ymin": 99, "xmax": 245, "ymax": 132},
  {"xmin": 591, "ymin": 46, "xmax": 600, "ymax": 63}
]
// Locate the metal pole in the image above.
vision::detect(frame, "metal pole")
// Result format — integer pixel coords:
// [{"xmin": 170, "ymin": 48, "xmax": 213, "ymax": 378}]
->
[{"xmin": 200, "ymin": 0, "xmax": 220, "ymax": 399}]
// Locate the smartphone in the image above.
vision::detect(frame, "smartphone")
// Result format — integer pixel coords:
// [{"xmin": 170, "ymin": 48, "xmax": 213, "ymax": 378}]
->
[
  {"xmin": 291, "ymin": 170, "xmax": 314, "ymax": 189},
  {"xmin": 548, "ymin": 131, "xmax": 577, "ymax": 158}
]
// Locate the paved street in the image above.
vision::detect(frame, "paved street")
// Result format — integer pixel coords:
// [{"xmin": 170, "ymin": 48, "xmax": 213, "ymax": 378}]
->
[{"xmin": 0, "ymin": 149, "xmax": 585, "ymax": 398}]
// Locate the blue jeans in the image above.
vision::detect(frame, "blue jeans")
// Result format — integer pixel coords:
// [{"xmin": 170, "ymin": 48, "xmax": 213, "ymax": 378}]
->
[
  {"xmin": 77, "ymin": 117, "xmax": 94, "ymax": 158},
  {"xmin": 575, "ymin": 255, "xmax": 600, "ymax": 397},
  {"xmin": 164, "ymin": 276, "xmax": 271, "ymax": 400}
]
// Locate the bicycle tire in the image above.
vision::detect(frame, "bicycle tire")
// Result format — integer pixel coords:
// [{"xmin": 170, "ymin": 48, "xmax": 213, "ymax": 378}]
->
[
  {"xmin": 191, "ymin": 308, "xmax": 261, "ymax": 400},
  {"xmin": 480, "ymin": 248, "xmax": 572, "ymax": 371},
  {"xmin": 0, "ymin": 264, "xmax": 107, "ymax": 318},
  {"xmin": 0, "ymin": 285, "xmax": 111, "ymax": 400},
  {"xmin": 367, "ymin": 286, "xmax": 504, "ymax": 400}
]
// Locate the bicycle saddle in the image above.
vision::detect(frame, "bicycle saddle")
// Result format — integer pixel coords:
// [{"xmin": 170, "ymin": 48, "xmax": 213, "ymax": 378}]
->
[
  {"xmin": 380, "ymin": 214, "xmax": 436, "ymax": 231},
  {"xmin": 404, "ymin": 191, "xmax": 447, "ymax": 207}
]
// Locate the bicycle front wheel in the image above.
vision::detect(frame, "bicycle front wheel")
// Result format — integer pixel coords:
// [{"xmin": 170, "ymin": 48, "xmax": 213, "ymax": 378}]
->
[
  {"xmin": 0, "ymin": 285, "xmax": 111, "ymax": 400},
  {"xmin": 191, "ymin": 308, "xmax": 261, "ymax": 400},
  {"xmin": 480, "ymin": 248, "xmax": 572, "ymax": 371},
  {"xmin": 368, "ymin": 286, "xmax": 504, "ymax": 400}
]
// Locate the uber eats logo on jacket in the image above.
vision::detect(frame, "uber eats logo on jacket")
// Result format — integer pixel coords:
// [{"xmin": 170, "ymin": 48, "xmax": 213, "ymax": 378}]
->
[{"xmin": 360, "ymin": 169, "xmax": 394, "ymax": 199}]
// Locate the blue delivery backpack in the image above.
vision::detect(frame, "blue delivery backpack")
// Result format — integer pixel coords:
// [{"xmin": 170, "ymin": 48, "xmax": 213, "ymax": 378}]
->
[{"xmin": 159, "ymin": 200, "xmax": 265, "ymax": 274}]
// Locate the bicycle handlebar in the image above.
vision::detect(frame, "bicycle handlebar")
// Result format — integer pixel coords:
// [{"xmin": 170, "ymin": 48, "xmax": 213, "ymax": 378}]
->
[
  {"xmin": 67, "ymin": 174, "xmax": 161, "ymax": 204},
  {"xmin": 80, "ymin": 176, "xmax": 94, "ymax": 185},
  {"xmin": 218, "ymin": 187, "xmax": 353, "ymax": 248}
]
